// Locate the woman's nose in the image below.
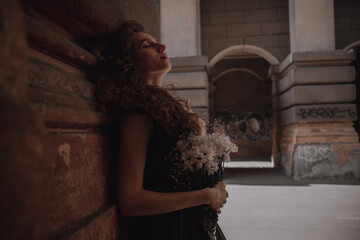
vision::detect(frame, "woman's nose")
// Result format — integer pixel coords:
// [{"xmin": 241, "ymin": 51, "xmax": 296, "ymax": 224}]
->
[{"xmin": 157, "ymin": 43, "xmax": 166, "ymax": 52}]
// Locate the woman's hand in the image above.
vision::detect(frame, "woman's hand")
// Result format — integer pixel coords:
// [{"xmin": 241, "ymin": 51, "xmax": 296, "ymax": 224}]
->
[
  {"xmin": 185, "ymin": 99, "xmax": 207, "ymax": 135},
  {"xmin": 185, "ymin": 99, "xmax": 194, "ymax": 113},
  {"xmin": 208, "ymin": 181, "xmax": 229, "ymax": 214}
]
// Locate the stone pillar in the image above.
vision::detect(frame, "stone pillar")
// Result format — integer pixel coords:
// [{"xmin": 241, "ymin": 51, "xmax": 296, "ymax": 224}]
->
[
  {"xmin": 289, "ymin": 0, "xmax": 335, "ymax": 52},
  {"xmin": 160, "ymin": 0, "xmax": 209, "ymax": 121},
  {"xmin": 270, "ymin": 0, "xmax": 360, "ymax": 180},
  {"xmin": 160, "ymin": 0, "xmax": 200, "ymax": 57}
]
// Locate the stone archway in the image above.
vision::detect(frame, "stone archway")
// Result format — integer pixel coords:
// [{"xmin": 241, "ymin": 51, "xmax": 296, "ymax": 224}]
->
[
  {"xmin": 208, "ymin": 45, "xmax": 279, "ymax": 162},
  {"xmin": 212, "ymin": 68, "xmax": 263, "ymax": 83},
  {"xmin": 208, "ymin": 44, "xmax": 280, "ymax": 69}
]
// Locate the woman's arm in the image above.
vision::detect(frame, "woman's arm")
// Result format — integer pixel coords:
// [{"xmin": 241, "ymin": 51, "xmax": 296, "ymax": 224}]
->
[{"xmin": 117, "ymin": 113, "xmax": 227, "ymax": 217}]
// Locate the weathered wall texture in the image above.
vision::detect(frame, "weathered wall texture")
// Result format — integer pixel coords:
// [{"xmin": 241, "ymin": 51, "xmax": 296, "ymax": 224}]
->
[
  {"xmin": 279, "ymin": 122, "xmax": 360, "ymax": 180},
  {"xmin": 293, "ymin": 143, "xmax": 360, "ymax": 180},
  {"xmin": 1, "ymin": 0, "xmax": 160, "ymax": 239}
]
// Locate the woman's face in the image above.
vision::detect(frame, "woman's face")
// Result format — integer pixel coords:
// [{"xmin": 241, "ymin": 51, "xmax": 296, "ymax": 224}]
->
[{"xmin": 131, "ymin": 32, "xmax": 171, "ymax": 75}]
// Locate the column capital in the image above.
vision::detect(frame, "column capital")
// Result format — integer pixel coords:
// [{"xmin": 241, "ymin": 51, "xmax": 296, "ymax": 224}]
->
[{"xmin": 270, "ymin": 50, "xmax": 355, "ymax": 78}]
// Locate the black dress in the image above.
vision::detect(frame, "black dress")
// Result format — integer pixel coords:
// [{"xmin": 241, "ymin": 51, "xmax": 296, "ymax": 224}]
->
[{"xmin": 124, "ymin": 109, "xmax": 226, "ymax": 240}]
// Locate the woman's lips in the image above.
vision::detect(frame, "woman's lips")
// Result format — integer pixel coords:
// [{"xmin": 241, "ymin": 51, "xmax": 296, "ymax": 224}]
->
[{"xmin": 160, "ymin": 54, "xmax": 168, "ymax": 60}]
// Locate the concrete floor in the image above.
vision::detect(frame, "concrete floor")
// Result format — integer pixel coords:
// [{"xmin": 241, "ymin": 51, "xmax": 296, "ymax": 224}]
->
[{"xmin": 218, "ymin": 168, "xmax": 360, "ymax": 240}]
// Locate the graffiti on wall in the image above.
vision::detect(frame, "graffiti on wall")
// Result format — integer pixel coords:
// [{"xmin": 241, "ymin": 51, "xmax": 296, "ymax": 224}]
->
[
  {"xmin": 215, "ymin": 110, "xmax": 272, "ymax": 141},
  {"xmin": 296, "ymin": 145, "xmax": 332, "ymax": 169},
  {"xmin": 296, "ymin": 107, "xmax": 356, "ymax": 120}
]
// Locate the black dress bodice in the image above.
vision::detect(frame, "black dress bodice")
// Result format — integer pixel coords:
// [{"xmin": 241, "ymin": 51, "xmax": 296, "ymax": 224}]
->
[{"xmin": 123, "ymin": 109, "xmax": 211, "ymax": 240}]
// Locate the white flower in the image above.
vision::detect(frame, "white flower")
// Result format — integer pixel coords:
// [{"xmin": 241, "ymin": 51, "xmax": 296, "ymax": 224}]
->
[
  {"xmin": 197, "ymin": 144, "xmax": 216, "ymax": 161},
  {"xmin": 176, "ymin": 139, "xmax": 189, "ymax": 152},
  {"xmin": 205, "ymin": 161, "xmax": 219, "ymax": 175},
  {"xmin": 183, "ymin": 159, "xmax": 194, "ymax": 171},
  {"xmin": 175, "ymin": 132, "xmax": 238, "ymax": 174},
  {"xmin": 223, "ymin": 154, "xmax": 231, "ymax": 163}
]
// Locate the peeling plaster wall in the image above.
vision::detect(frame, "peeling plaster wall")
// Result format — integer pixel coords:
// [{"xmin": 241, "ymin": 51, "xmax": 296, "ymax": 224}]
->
[{"xmin": 278, "ymin": 122, "xmax": 360, "ymax": 181}]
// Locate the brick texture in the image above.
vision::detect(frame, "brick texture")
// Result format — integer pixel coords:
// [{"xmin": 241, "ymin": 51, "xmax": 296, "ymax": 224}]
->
[
  {"xmin": 244, "ymin": 9, "xmax": 278, "ymax": 22},
  {"xmin": 210, "ymin": 11, "xmax": 244, "ymax": 24},
  {"xmin": 351, "ymin": 16, "xmax": 360, "ymax": 28},
  {"xmin": 334, "ymin": 1, "xmax": 360, "ymax": 16},
  {"xmin": 227, "ymin": 23, "xmax": 262, "ymax": 37},
  {"xmin": 201, "ymin": 0, "xmax": 359, "ymax": 60},
  {"xmin": 262, "ymin": 21, "xmax": 289, "ymax": 34},
  {"xmin": 201, "ymin": 0, "xmax": 226, "ymax": 12},
  {"xmin": 335, "ymin": 17, "xmax": 351, "ymax": 30},
  {"xmin": 201, "ymin": 11, "xmax": 209, "ymax": 25},
  {"xmin": 202, "ymin": 24, "xmax": 227, "ymax": 38},
  {"xmin": 278, "ymin": 34, "xmax": 290, "ymax": 47},
  {"xmin": 245, "ymin": 35, "xmax": 278, "ymax": 48},
  {"xmin": 277, "ymin": 8, "xmax": 289, "ymax": 20},
  {"xmin": 261, "ymin": 0, "xmax": 288, "ymax": 8},
  {"xmin": 226, "ymin": 0, "xmax": 261, "ymax": 10},
  {"xmin": 209, "ymin": 37, "xmax": 244, "ymax": 53}
]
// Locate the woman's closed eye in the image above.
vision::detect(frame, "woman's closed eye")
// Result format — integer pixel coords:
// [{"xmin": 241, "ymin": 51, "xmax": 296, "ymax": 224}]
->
[{"xmin": 143, "ymin": 41, "xmax": 162, "ymax": 49}]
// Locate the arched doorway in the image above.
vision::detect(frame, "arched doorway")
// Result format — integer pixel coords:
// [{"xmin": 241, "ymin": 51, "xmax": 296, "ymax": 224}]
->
[{"xmin": 208, "ymin": 45, "xmax": 279, "ymax": 163}]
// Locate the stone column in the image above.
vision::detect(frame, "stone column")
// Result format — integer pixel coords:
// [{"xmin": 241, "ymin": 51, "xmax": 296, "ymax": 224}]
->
[
  {"xmin": 270, "ymin": 0, "xmax": 360, "ymax": 180},
  {"xmin": 289, "ymin": 0, "xmax": 335, "ymax": 52},
  {"xmin": 160, "ymin": 0, "xmax": 209, "ymax": 121}
]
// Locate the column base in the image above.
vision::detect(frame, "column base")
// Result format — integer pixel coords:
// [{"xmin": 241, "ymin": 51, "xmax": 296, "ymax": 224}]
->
[{"xmin": 278, "ymin": 122, "xmax": 360, "ymax": 180}]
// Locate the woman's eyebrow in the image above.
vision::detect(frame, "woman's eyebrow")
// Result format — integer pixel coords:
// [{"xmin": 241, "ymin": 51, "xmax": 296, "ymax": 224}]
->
[{"xmin": 139, "ymin": 38, "xmax": 157, "ymax": 46}]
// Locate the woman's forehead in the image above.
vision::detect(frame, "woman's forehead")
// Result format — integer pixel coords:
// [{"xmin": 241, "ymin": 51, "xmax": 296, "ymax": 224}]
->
[{"xmin": 132, "ymin": 32, "xmax": 156, "ymax": 43}]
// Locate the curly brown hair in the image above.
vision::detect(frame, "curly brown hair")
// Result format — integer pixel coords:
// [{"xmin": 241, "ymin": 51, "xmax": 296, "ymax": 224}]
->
[{"xmin": 95, "ymin": 20, "xmax": 201, "ymax": 138}]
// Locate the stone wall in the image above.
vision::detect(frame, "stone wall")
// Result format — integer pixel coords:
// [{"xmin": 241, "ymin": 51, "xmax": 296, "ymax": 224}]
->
[
  {"xmin": 334, "ymin": 0, "xmax": 360, "ymax": 49},
  {"xmin": 200, "ymin": 0, "xmax": 360, "ymax": 62},
  {"xmin": 200, "ymin": 0, "xmax": 290, "ymax": 62},
  {"xmin": 0, "ymin": 0, "xmax": 160, "ymax": 239}
]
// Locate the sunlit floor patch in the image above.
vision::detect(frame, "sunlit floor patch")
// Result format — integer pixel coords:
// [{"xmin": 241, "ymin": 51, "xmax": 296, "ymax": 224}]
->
[{"xmin": 225, "ymin": 161, "xmax": 274, "ymax": 168}]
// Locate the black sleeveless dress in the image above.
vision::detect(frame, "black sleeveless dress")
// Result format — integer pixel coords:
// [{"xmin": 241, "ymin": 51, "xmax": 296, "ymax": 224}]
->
[{"xmin": 124, "ymin": 109, "xmax": 226, "ymax": 240}]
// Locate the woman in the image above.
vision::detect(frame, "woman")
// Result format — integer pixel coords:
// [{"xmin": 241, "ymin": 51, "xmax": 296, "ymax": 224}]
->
[{"xmin": 96, "ymin": 20, "xmax": 228, "ymax": 240}]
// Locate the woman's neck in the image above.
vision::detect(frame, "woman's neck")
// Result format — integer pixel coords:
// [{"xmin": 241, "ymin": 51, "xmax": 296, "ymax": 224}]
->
[{"xmin": 146, "ymin": 72, "xmax": 165, "ymax": 87}]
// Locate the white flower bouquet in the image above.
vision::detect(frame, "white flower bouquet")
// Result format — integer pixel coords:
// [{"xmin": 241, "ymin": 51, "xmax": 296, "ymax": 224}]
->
[
  {"xmin": 176, "ymin": 132, "xmax": 238, "ymax": 177},
  {"xmin": 168, "ymin": 131, "xmax": 238, "ymax": 237}
]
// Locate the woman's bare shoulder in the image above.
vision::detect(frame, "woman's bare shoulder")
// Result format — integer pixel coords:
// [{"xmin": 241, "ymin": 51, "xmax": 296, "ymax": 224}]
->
[{"xmin": 120, "ymin": 112, "xmax": 154, "ymax": 136}]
